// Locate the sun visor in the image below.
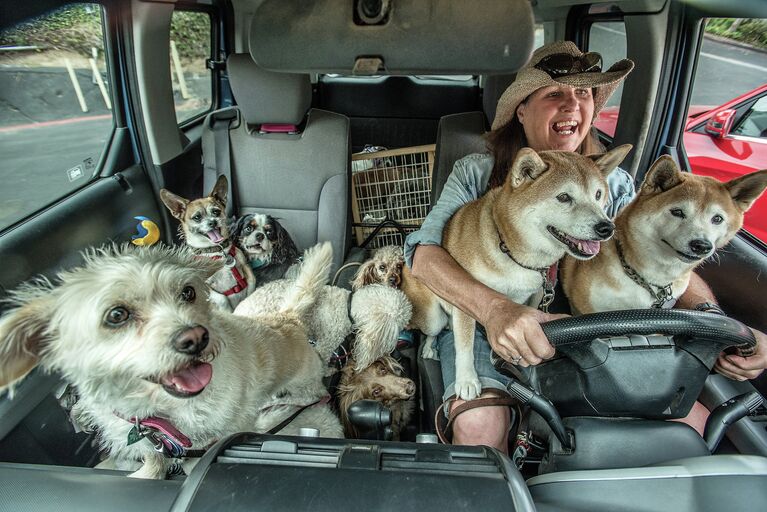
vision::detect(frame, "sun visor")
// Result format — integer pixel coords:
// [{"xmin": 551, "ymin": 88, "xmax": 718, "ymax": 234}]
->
[{"xmin": 249, "ymin": 0, "xmax": 535, "ymax": 75}]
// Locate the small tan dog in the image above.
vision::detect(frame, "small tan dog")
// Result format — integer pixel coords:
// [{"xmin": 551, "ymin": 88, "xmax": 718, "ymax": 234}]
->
[
  {"xmin": 0, "ymin": 242, "xmax": 341, "ymax": 479},
  {"xmin": 351, "ymin": 245, "xmax": 405, "ymax": 290},
  {"xmin": 160, "ymin": 175, "xmax": 255, "ymax": 311},
  {"xmin": 337, "ymin": 356, "xmax": 415, "ymax": 440},
  {"xmin": 562, "ymin": 156, "xmax": 767, "ymax": 314},
  {"xmin": 403, "ymin": 145, "xmax": 632, "ymax": 400}
]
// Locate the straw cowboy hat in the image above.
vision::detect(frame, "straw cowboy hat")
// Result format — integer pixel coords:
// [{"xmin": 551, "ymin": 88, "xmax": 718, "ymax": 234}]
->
[{"xmin": 492, "ymin": 41, "xmax": 635, "ymax": 130}]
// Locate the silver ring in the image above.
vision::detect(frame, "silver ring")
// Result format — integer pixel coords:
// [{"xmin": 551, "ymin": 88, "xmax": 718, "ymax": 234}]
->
[{"xmin": 511, "ymin": 355, "xmax": 522, "ymax": 364}]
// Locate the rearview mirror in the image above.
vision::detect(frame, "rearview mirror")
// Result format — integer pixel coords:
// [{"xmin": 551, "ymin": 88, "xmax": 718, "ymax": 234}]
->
[{"xmin": 705, "ymin": 109, "xmax": 736, "ymax": 139}]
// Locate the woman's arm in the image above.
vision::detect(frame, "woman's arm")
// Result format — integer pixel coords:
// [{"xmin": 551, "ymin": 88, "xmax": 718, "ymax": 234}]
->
[
  {"xmin": 411, "ymin": 244, "xmax": 561, "ymax": 365},
  {"xmin": 676, "ymin": 272, "xmax": 767, "ymax": 381}
]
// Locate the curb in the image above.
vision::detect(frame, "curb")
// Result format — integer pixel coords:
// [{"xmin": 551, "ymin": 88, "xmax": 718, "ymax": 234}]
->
[{"xmin": 704, "ymin": 33, "xmax": 767, "ymax": 55}]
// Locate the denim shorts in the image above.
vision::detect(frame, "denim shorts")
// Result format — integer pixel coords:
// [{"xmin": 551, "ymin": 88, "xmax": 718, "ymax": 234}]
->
[{"xmin": 435, "ymin": 327, "xmax": 512, "ymax": 408}]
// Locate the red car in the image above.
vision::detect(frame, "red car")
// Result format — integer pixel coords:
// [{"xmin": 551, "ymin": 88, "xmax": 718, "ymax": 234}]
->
[{"xmin": 596, "ymin": 84, "xmax": 767, "ymax": 243}]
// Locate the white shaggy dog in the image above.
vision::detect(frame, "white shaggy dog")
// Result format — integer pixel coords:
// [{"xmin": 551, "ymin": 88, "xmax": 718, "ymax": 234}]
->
[
  {"xmin": 0, "ymin": 242, "xmax": 342, "ymax": 479},
  {"xmin": 236, "ymin": 264, "xmax": 412, "ymax": 373}
]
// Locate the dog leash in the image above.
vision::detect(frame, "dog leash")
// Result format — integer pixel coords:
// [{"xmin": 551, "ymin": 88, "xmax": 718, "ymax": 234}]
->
[
  {"xmin": 263, "ymin": 395, "xmax": 332, "ymax": 435},
  {"xmin": 497, "ymin": 232, "xmax": 557, "ymax": 313},
  {"xmin": 615, "ymin": 239, "xmax": 673, "ymax": 308},
  {"xmin": 434, "ymin": 388, "xmax": 517, "ymax": 445}
]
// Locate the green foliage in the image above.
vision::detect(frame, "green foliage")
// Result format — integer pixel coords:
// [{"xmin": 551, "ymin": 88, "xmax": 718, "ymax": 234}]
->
[
  {"xmin": 0, "ymin": 4, "xmax": 103, "ymax": 54},
  {"xmin": 0, "ymin": 4, "xmax": 211, "ymax": 61},
  {"xmin": 705, "ymin": 18, "xmax": 767, "ymax": 50},
  {"xmin": 170, "ymin": 11, "xmax": 211, "ymax": 61}
]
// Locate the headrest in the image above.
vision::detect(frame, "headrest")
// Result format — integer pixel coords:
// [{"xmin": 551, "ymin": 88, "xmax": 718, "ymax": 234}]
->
[
  {"xmin": 226, "ymin": 53, "xmax": 312, "ymax": 126},
  {"xmin": 482, "ymin": 74, "xmax": 516, "ymax": 127}
]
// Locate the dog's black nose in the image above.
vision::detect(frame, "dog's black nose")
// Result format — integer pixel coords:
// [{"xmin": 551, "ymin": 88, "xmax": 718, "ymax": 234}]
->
[
  {"xmin": 405, "ymin": 381, "xmax": 415, "ymax": 396},
  {"xmin": 255, "ymin": 232, "xmax": 264, "ymax": 242},
  {"xmin": 172, "ymin": 325, "xmax": 209, "ymax": 355},
  {"xmin": 689, "ymin": 239, "xmax": 713, "ymax": 255},
  {"xmin": 594, "ymin": 221, "xmax": 615, "ymax": 239}
]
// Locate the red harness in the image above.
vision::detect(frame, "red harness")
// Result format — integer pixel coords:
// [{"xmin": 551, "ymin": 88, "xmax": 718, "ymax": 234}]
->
[{"xmin": 209, "ymin": 244, "xmax": 248, "ymax": 296}]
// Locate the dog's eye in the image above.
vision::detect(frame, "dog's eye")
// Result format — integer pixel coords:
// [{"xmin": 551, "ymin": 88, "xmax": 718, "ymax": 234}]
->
[
  {"xmin": 377, "ymin": 366, "xmax": 388, "ymax": 376},
  {"xmin": 105, "ymin": 306, "xmax": 130, "ymax": 327},
  {"xmin": 244, "ymin": 225, "xmax": 253, "ymax": 234},
  {"xmin": 711, "ymin": 214, "xmax": 724, "ymax": 225},
  {"xmin": 211, "ymin": 208, "xmax": 221, "ymax": 216},
  {"xmin": 595, "ymin": 190, "xmax": 602, "ymax": 200},
  {"xmin": 192, "ymin": 213, "xmax": 202, "ymax": 222},
  {"xmin": 670, "ymin": 208, "xmax": 686, "ymax": 219},
  {"xmin": 556, "ymin": 193, "xmax": 572, "ymax": 204},
  {"xmin": 180, "ymin": 286, "xmax": 196, "ymax": 303},
  {"xmin": 372, "ymin": 386, "xmax": 383, "ymax": 397},
  {"xmin": 378, "ymin": 264, "xmax": 386, "ymax": 272}
]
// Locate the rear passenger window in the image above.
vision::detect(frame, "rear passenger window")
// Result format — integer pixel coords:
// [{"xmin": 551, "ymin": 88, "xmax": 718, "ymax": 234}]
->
[
  {"xmin": 170, "ymin": 9, "xmax": 213, "ymax": 125},
  {"xmin": 589, "ymin": 21, "xmax": 628, "ymax": 137},
  {"xmin": 0, "ymin": 3, "xmax": 113, "ymax": 231}
]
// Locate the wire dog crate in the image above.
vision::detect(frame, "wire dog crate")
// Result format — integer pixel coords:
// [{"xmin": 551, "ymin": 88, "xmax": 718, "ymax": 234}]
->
[{"xmin": 351, "ymin": 144, "xmax": 435, "ymax": 249}]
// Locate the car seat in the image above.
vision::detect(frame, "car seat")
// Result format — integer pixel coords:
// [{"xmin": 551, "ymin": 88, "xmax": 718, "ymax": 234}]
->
[{"xmin": 201, "ymin": 53, "xmax": 352, "ymax": 274}]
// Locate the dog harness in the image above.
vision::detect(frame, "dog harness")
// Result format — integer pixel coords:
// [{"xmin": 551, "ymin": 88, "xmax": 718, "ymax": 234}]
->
[
  {"xmin": 615, "ymin": 239, "xmax": 674, "ymax": 308},
  {"xmin": 205, "ymin": 244, "xmax": 249, "ymax": 296},
  {"xmin": 497, "ymin": 232, "xmax": 557, "ymax": 313}
]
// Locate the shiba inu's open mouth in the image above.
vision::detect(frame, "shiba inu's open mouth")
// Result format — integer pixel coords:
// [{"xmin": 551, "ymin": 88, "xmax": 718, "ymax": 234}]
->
[
  {"xmin": 662, "ymin": 239, "xmax": 704, "ymax": 263},
  {"xmin": 548, "ymin": 226, "xmax": 602, "ymax": 259},
  {"xmin": 148, "ymin": 361, "xmax": 213, "ymax": 398}
]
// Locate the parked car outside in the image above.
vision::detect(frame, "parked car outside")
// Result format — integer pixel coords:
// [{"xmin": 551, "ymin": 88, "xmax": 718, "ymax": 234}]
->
[{"xmin": 596, "ymin": 84, "xmax": 767, "ymax": 243}]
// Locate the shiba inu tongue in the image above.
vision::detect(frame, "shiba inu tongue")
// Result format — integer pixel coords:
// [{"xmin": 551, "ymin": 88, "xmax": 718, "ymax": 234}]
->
[
  {"xmin": 568, "ymin": 236, "xmax": 601, "ymax": 255},
  {"xmin": 206, "ymin": 229, "xmax": 223, "ymax": 243},
  {"xmin": 161, "ymin": 362, "xmax": 212, "ymax": 393}
]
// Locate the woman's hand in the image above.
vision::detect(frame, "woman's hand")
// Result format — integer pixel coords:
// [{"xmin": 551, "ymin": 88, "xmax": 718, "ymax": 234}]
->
[
  {"xmin": 715, "ymin": 327, "xmax": 767, "ymax": 381},
  {"xmin": 483, "ymin": 297, "xmax": 568, "ymax": 366}
]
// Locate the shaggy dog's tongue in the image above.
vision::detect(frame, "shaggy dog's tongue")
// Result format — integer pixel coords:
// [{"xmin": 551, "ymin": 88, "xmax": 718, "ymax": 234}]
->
[
  {"xmin": 567, "ymin": 235, "xmax": 601, "ymax": 255},
  {"xmin": 206, "ymin": 229, "xmax": 223, "ymax": 243},
  {"xmin": 161, "ymin": 362, "xmax": 213, "ymax": 394}
]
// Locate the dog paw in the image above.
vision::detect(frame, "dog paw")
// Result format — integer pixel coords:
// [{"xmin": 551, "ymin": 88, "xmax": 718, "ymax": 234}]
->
[{"xmin": 454, "ymin": 377, "xmax": 482, "ymax": 401}]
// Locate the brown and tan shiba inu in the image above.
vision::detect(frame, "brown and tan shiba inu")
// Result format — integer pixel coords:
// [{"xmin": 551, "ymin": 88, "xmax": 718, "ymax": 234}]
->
[
  {"xmin": 561, "ymin": 156, "xmax": 767, "ymax": 314},
  {"xmin": 404, "ymin": 145, "xmax": 632, "ymax": 400},
  {"xmin": 160, "ymin": 175, "xmax": 255, "ymax": 311}
]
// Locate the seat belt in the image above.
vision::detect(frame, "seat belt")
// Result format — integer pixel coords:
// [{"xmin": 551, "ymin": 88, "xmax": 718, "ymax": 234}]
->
[{"xmin": 205, "ymin": 108, "xmax": 240, "ymax": 218}]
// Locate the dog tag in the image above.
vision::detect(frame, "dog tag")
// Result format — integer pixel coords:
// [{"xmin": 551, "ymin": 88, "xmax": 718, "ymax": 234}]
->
[
  {"xmin": 224, "ymin": 254, "xmax": 236, "ymax": 268},
  {"xmin": 127, "ymin": 425, "xmax": 145, "ymax": 446}
]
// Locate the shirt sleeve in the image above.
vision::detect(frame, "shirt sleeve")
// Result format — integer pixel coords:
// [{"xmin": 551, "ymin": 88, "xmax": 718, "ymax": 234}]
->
[
  {"xmin": 403, "ymin": 156, "xmax": 484, "ymax": 267},
  {"xmin": 605, "ymin": 166, "xmax": 636, "ymax": 219}
]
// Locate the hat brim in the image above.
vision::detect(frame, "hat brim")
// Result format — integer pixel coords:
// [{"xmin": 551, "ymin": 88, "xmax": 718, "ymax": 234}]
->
[{"xmin": 491, "ymin": 58, "xmax": 635, "ymax": 131}]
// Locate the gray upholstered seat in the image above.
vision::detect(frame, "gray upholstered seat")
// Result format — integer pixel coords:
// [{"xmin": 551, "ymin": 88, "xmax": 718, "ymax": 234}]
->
[
  {"xmin": 202, "ymin": 53, "xmax": 351, "ymax": 273},
  {"xmin": 527, "ymin": 455, "xmax": 767, "ymax": 512}
]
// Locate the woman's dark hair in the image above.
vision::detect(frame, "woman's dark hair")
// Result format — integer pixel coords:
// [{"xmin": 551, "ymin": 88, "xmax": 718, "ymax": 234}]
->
[{"xmin": 485, "ymin": 91, "xmax": 605, "ymax": 190}]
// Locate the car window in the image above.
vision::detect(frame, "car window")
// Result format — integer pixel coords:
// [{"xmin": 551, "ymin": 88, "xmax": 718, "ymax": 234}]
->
[
  {"xmin": 731, "ymin": 95, "xmax": 767, "ymax": 138},
  {"xmin": 170, "ymin": 9, "xmax": 212, "ymax": 125},
  {"xmin": 0, "ymin": 3, "xmax": 113, "ymax": 231},
  {"xmin": 685, "ymin": 17, "xmax": 767, "ymax": 244},
  {"xmin": 588, "ymin": 21, "xmax": 627, "ymax": 110}
]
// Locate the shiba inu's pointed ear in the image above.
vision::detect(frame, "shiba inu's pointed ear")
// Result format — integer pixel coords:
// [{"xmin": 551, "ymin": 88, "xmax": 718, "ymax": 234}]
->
[
  {"xmin": 726, "ymin": 169, "xmax": 767, "ymax": 213},
  {"xmin": 159, "ymin": 189, "xmax": 189, "ymax": 220},
  {"xmin": 0, "ymin": 290, "xmax": 55, "ymax": 392},
  {"xmin": 210, "ymin": 175, "xmax": 229, "ymax": 206},
  {"xmin": 589, "ymin": 144, "xmax": 633, "ymax": 178},
  {"xmin": 508, "ymin": 148, "xmax": 548, "ymax": 188},
  {"xmin": 640, "ymin": 155, "xmax": 683, "ymax": 194}
]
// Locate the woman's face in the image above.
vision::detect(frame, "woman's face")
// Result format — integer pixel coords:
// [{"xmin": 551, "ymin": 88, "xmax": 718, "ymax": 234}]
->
[{"xmin": 516, "ymin": 85, "xmax": 595, "ymax": 152}]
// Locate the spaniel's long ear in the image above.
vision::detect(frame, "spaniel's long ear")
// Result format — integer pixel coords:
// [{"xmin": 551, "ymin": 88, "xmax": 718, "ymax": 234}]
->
[
  {"xmin": 0, "ymin": 288, "xmax": 56, "ymax": 393},
  {"xmin": 351, "ymin": 260, "xmax": 378, "ymax": 291},
  {"xmin": 271, "ymin": 219, "xmax": 299, "ymax": 264}
]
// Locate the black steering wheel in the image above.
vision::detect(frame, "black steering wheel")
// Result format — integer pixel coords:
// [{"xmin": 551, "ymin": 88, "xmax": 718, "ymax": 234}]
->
[
  {"xmin": 541, "ymin": 308, "xmax": 755, "ymax": 351},
  {"xmin": 493, "ymin": 309, "xmax": 756, "ymax": 419}
]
